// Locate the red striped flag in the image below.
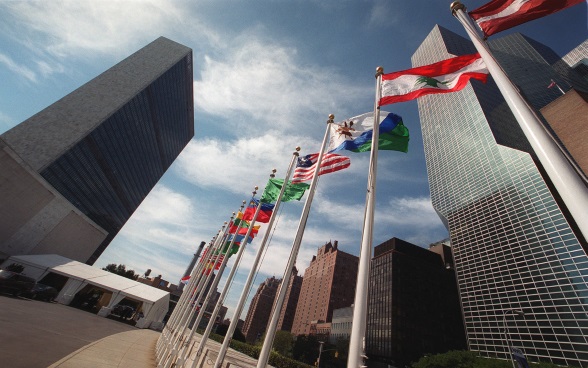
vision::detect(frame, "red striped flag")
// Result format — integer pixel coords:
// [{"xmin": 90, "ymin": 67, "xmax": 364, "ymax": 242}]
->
[
  {"xmin": 469, "ymin": 0, "xmax": 584, "ymax": 38},
  {"xmin": 379, "ymin": 53, "xmax": 488, "ymax": 105},
  {"xmin": 292, "ymin": 153, "xmax": 350, "ymax": 183}
]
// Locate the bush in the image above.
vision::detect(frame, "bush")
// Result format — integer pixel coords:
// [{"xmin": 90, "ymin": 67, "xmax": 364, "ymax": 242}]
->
[
  {"xmin": 207, "ymin": 332, "xmax": 311, "ymax": 367},
  {"xmin": 411, "ymin": 350, "xmax": 580, "ymax": 368}
]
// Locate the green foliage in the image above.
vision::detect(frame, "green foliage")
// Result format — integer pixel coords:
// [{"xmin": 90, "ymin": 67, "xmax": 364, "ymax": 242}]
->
[
  {"xmin": 292, "ymin": 334, "xmax": 321, "ymax": 364},
  {"xmin": 411, "ymin": 351, "xmax": 579, "ymax": 368},
  {"xmin": 102, "ymin": 263, "xmax": 139, "ymax": 280},
  {"xmin": 272, "ymin": 330, "xmax": 295, "ymax": 357},
  {"xmin": 214, "ymin": 324, "xmax": 247, "ymax": 343},
  {"xmin": 269, "ymin": 350, "xmax": 313, "ymax": 368},
  {"xmin": 206, "ymin": 332, "xmax": 311, "ymax": 368}
]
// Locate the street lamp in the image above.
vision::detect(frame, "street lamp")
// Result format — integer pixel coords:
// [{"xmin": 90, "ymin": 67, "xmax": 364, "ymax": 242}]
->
[
  {"xmin": 503, "ymin": 309, "xmax": 525, "ymax": 368},
  {"xmin": 316, "ymin": 341, "xmax": 324, "ymax": 367}
]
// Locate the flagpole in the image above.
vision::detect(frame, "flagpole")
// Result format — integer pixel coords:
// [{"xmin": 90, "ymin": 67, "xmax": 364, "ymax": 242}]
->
[
  {"xmin": 159, "ymin": 232, "xmax": 223, "ymax": 355},
  {"xmin": 159, "ymin": 238, "xmax": 215, "ymax": 354},
  {"xmin": 348, "ymin": 68, "xmax": 383, "ymax": 368},
  {"xmin": 173, "ymin": 195, "xmax": 258, "ymax": 367},
  {"xmin": 167, "ymin": 233, "xmax": 222, "ymax": 332},
  {"xmin": 256, "ymin": 115, "xmax": 334, "ymax": 368},
  {"xmin": 213, "ymin": 149, "xmax": 301, "ymax": 368},
  {"xmin": 158, "ymin": 224, "xmax": 230, "ymax": 367},
  {"xmin": 195, "ymin": 174, "xmax": 278, "ymax": 365},
  {"xmin": 451, "ymin": 1, "xmax": 588, "ymax": 241}
]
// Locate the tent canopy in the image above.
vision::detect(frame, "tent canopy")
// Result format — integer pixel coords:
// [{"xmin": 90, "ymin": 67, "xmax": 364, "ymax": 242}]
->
[{"xmin": 2, "ymin": 254, "xmax": 169, "ymax": 326}]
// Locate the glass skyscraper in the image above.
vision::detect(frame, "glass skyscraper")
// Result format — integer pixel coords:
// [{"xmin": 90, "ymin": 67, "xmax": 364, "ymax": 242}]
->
[
  {"xmin": 413, "ymin": 26, "xmax": 588, "ymax": 366},
  {"xmin": 1, "ymin": 37, "xmax": 194, "ymax": 264}
]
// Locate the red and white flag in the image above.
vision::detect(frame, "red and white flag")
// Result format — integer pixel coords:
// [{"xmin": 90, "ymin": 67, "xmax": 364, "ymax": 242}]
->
[
  {"xmin": 469, "ymin": 0, "xmax": 584, "ymax": 38},
  {"xmin": 379, "ymin": 53, "xmax": 488, "ymax": 106},
  {"xmin": 292, "ymin": 153, "xmax": 350, "ymax": 183}
]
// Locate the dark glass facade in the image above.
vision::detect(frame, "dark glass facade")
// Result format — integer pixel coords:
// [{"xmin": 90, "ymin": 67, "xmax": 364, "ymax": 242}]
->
[
  {"xmin": 39, "ymin": 41, "xmax": 194, "ymax": 263},
  {"xmin": 242, "ymin": 276, "xmax": 281, "ymax": 344},
  {"xmin": 366, "ymin": 238, "xmax": 466, "ymax": 367},
  {"xmin": 413, "ymin": 26, "xmax": 588, "ymax": 366}
]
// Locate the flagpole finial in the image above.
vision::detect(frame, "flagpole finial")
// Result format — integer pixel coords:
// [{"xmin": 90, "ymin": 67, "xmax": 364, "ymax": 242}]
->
[
  {"xmin": 376, "ymin": 66, "xmax": 384, "ymax": 77},
  {"xmin": 450, "ymin": 1, "xmax": 465, "ymax": 15},
  {"xmin": 294, "ymin": 147, "xmax": 300, "ymax": 157},
  {"xmin": 270, "ymin": 169, "xmax": 276, "ymax": 179}
]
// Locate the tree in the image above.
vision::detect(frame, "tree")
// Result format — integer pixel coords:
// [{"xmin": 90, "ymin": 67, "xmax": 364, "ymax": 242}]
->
[
  {"xmin": 292, "ymin": 335, "xmax": 320, "ymax": 365},
  {"xmin": 215, "ymin": 324, "xmax": 247, "ymax": 343},
  {"xmin": 272, "ymin": 331, "xmax": 294, "ymax": 358},
  {"xmin": 102, "ymin": 263, "xmax": 139, "ymax": 280},
  {"xmin": 411, "ymin": 350, "xmax": 580, "ymax": 368}
]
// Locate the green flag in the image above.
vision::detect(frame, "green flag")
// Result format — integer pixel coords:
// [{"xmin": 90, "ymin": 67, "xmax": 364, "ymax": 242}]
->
[
  {"xmin": 217, "ymin": 241, "xmax": 239, "ymax": 256},
  {"xmin": 260, "ymin": 178, "xmax": 310, "ymax": 203}
]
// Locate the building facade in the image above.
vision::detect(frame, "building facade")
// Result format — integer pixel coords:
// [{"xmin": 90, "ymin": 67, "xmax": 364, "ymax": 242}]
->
[
  {"xmin": 291, "ymin": 241, "xmax": 358, "ymax": 336},
  {"xmin": 562, "ymin": 39, "xmax": 588, "ymax": 82},
  {"xmin": 413, "ymin": 26, "xmax": 588, "ymax": 366},
  {"xmin": 242, "ymin": 276, "xmax": 281, "ymax": 344},
  {"xmin": 366, "ymin": 238, "xmax": 466, "ymax": 367},
  {"xmin": 0, "ymin": 37, "xmax": 194, "ymax": 264},
  {"xmin": 276, "ymin": 266, "xmax": 303, "ymax": 332},
  {"xmin": 329, "ymin": 306, "xmax": 353, "ymax": 344}
]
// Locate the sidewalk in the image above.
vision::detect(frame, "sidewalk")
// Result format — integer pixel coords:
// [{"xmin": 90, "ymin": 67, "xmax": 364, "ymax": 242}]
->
[{"xmin": 49, "ymin": 329, "xmax": 160, "ymax": 368}]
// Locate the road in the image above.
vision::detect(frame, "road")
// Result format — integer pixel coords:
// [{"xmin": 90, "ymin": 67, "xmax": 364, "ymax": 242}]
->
[{"xmin": 0, "ymin": 295, "xmax": 136, "ymax": 367}]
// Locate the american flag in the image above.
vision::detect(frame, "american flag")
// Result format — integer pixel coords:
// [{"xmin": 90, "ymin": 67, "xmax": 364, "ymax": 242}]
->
[{"xmin": 292, "ymin": 153, "xmax": 350, "ymax": 183}]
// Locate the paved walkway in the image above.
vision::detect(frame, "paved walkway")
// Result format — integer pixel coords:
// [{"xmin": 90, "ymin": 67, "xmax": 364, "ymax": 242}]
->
[{"xmin": 49, "ymin": 329, "xmax": 159, "ymax": 368}]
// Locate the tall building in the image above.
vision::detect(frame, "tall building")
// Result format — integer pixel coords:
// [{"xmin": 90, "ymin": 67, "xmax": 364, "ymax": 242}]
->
[
  {"xmin": 562, "ymin": 39, "xmax": 588, "ymax": 82},
  {"xmin": 0, "ymin": 37, "xmax": 194, "ymax": 264},
  {"xmin": 242, "ymin": 276, "xmax": 281, "ymax": 343},
  {"xmin": 276, "ymin": 266, "xmax": 303, "ymax": 332},
  {"xmin": 329, "ymin": 306, "xmax": 353, "ymax": 344},
  {"xmin": 413, "ymin": 26, "xmax": 588, "ymax": 366},
  {"xmin": 291, "ymin": 241, "xmax": 358, "ymax": 336},
  {"xmin": 366, "ymin": 238, "xmax": 466, "ymax": 368}
]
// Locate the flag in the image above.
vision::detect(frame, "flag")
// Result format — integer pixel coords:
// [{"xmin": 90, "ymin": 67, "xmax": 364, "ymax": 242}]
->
[
  {"xmin": 243, "ymin": 198, "xmax": 274, "ymax": 223},
  {"xmin": 228, "ymin": 233, "xmax": 254, "ymax": 245},
  {"xmin": 260, "ymin": 178, "xmax": 311, "ymax": 203},
  {"xmin": 292, "ymin": 153, "xmax": 351, "ymax": 183},
  {"xmin": 202, "ymin": 254, "xmax": 225, "ymax": 274},
  {"xmin": 469, "ymin": 0, "xmax": 584, "ymax": 38},
  {"xmin": 547, "ymin": 80, "xmax": 556, "ymax": 89},
  {"xmin": 218, "ymin": 241, "xmax": 240, "ymax": 256},
  {"xmin": 379, "ymin": 54, "xmax": 488, "ymax": 106},
  {"xmin": 180, "ymin": 275, "xmax": 190, "ymax": 284},
  {"xmin": 229, "ymin": 218, "xmax": 260, "ymax": 235},
  {"xmin": 327, "ymin": 112, "xmax": 409, "ymax": 153}
]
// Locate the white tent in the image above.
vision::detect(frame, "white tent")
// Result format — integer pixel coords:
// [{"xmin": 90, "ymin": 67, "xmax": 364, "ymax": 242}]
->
[{"xmin": 1, "ymin": 254, "xmax": 169, "ymax": 329}]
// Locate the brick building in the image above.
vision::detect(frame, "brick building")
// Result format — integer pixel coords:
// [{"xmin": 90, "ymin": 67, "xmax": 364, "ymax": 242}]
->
[
  {"xmin": 291, "ymin": 241, "xmax": 358, "ymax": 336},
  {"xmin": 242, "ymin": 276, "xmax": 281, "ymax": 343}
]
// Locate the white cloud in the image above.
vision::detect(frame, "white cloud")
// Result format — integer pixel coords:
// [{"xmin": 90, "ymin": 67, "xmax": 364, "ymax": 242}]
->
[
  {"xmin": 35, "ymin": 60, "xmax": 65, "ymax": 78},
  {"xmin": 367, "ymin": 1, "xmax": 398, "ymax": 28},
  {"xmin": 194, "ymin": 36, "xmax": 369, "ymax": 131},
  {"xmin": 1, "ymin": 1, "xmax": 203, "ymax": 59},
  {"xmin": 0, "ymin": 53, "xmax": 36, "ymax": 82},
  {"xmin": 175, "ymin": 134, "xmax": 320, "ymax": 193}
]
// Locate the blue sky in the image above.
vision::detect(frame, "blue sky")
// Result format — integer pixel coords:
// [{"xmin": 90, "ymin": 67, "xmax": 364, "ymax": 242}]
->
[{"xmin": 1, "ymin": 1, "xmax": 586, "ymax": 317}]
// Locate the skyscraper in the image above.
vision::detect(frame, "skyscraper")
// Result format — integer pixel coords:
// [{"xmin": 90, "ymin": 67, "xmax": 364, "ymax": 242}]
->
[
  {"xmin": 413, "ymin": 26, "xmax": 588, "ymax": 366},
  {"xmin": 0, "ymin": 37, "xmax": 194, "ymax": 264},
  {"xmin": 242, "ymin": 276, "xmax": 281, "ymax": 344},
  {"xmin": 366, "ymin": 238, "xmax": 466, "ymax": 367},
  {"xmin": 276, "ymin": 266, "xmax": 303, "ymax": 332},
  {"xmin": 291, "ymin": 241, "xmax": 358, "ymax": 336}
]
